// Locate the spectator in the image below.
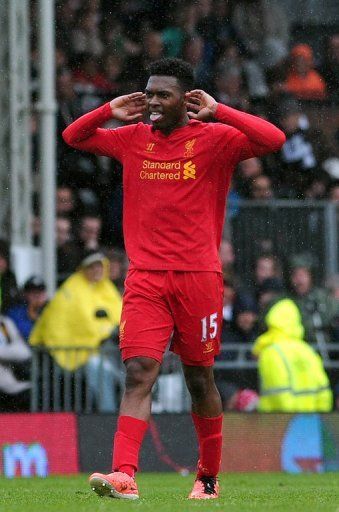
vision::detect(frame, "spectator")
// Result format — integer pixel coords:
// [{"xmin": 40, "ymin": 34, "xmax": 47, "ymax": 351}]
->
[
  {"xmin": 288, "ymin": 258, "xmax": 339, "ymax": 345},
  {"xmin": 162, "ymin": 3, "xmax": 197, "ymax": 58},
  {"xmin": 56, "ymin": 70, "xmax": 84, "ymax": 174},
  {"xmin": 55, "ymin": 47, "xmax": 69, "ymax": 75},
  {"xmin": 143, "ymin": 31, "xmax": 164, "ymax": 63},
  {"xmin": 195, "ymin": 0, "xmax": 215, "ymax": 44},
  {"xmin": 221, "ymin": 277, "xmax": 237, "ymax": 331},
  {"xmin": 320, "ymin": 34, "xmax": 339, "ymax": 104},
  {"xmin": 0, "ymin": 315, "xmax": 31, "ymax": 412},
  {"xmin": 232, "ymin": 0, "xmax": 289, "ymax": 70},
  {"xmin": 210, "ymin": 0, "xmax": 235, "ymax": 54},
  {"xmin": 253, "ymin": 278, "xmax": 332, "ymax": 412},
  {"xmin": 219, "ymin": 293, "xmax": 259, "ymax": 361},
  {"xmin": 103, "ymin": 19, "xmax": 141, "ymax": 61},
  {"xmin": 216, "ymin": 42, "xmax": 268, "ymax": 101},
  {"xmin": 325, "ymin": 274, "xmax": 339, "ymax": 344},
  {"xmin": 232, "ymin": 210, "xmax": 278, "ymax": 284},
  {"xmin": 249, "ymin": 175, "xmax": 274, "ymax": 200},
  {"xmin": 251, "ymin": 254, "xmax": 283, "ymax": 298},
  {"xmin": 6, "ymin": 276, "xmax": 47, "ymax": 342},
  {"xmin": 76, "ymin": 215, "xmax": 103, "ymax": 261},
  {"xmin": 107, "ymin": 247, "xmax": 128, "ymax": 294},
  {"xmin": 328, "ymin": 180, "xmax": 339, "ymax": 202},
  {"xmin": 326, "ymin": 274, "xmax": 339, "ymax": 301},
  {"xmin": 233, "ymin": 157, "xmax": 264, "ymax": 198},
  {"xmin": 334, "ymin": 383, "xmax": 339, "ymax": 411},
  {"xmin": 284, "ymin": 44, "xmax": 326, "ymax": 101},
  {"xmin": 29, "ymin": 250, "xmax": 122, "ymax": 412},
  {"xmin": 71, "ymin": 8, "xmax": 103, "ymax": 57},
  {"xmin": 55, "ymin": 0, "xmax": 76, "ymax": 53},
  {"xmin": 101, "ymin": 54, "xmax": 124, "ymax": 96},
  {"xmin": 56, "ymin": 68, "xmax": 81, "ymax": 119},
  {"xmin": 182, "ymin": 35, "xmax": 211, "ymax": 89},
  {"xmin": 277, "ymin": 100, "xmax": 329, "ymax": 197},
  {"xmin": 73, "ymin": 54, "xmax": 110, "ymax": 98},
  {"xmin": 214, "ymin": 67, "xmax": 249, "ymax": 111},
  {"xmin": 0, "ymin": 241, "xmax": 18, "ymax": 314},
  {"xmin": 133, "ymin": 31, "xmax": 165, "ymax": 87},
  {"xmin": 56, "ymin": 185, "xmax": 76, "ymax": 220},
  {"xmin": 219, "ymin": 239, "xmax": 236, "ymax": 281},
  {"xmin": 225, "ymin": 180, "xmax": 241, "ymax": 221},
  {"xmin": 304, "ymin": 175, "xmax": 329, "ymax": 199},
  {"xmin": 56, "ymin": 216, "xmax": 79, "ymax": 284},
  {"xmin": 216, "ymin": 382, "xmax": 258, "ymax": 411}
]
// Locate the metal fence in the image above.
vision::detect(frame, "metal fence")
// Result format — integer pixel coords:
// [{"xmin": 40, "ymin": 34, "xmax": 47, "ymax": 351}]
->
[
  {"xmin": 30, "ymin": 342, "xmax": 339, "ymax": 413},
  {"xmin": 30, "ymin": 346, "xmax": 191, "ymax": 413},
  {"xmin": 229, "ymin": 200, "xmax": 338, "ymax": 285},
  {"xmin": 215, "ymin": 343, "xmax": 339, "ymax": 370}
]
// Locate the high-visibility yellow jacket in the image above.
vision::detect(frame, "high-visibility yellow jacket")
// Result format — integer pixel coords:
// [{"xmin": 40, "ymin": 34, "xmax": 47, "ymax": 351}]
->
[
  {"xmin": 252, "ymin": 298, "xmax": 332, "ymax": 412},
  {"xmin": 29, "ymin": 262, "xmax": 122, "ymax": 371}
]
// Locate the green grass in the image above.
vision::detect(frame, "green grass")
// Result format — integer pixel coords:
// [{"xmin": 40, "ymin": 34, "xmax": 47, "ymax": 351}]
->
[{"xmin": 1, "ymin": 473, "xmax": 339, "ymax": 512}]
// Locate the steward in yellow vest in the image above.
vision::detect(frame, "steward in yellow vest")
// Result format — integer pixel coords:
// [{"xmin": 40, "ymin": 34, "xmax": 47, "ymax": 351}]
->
[{"xmin": 252, "ymin": 279, "xmax": 332, "ymax": 412}]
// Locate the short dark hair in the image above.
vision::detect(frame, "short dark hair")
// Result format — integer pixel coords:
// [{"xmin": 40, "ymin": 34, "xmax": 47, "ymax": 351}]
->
[{"xmin": 147, "ymin": 58, "xmax": 194, "ymax": 91}]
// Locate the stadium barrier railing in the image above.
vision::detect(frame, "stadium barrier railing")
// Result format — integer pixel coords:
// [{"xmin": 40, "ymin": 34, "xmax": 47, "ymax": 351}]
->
[
  {"xmin": 30, "ymin": 341, "xmax": 339, "ymax": 413},
  {"xmin": 215, "ymin": 343, "xmax": 339, "ymax": 369},
  {"xmin": 30, "ymin": 345, "xmax": 191, "ymax": 413}
]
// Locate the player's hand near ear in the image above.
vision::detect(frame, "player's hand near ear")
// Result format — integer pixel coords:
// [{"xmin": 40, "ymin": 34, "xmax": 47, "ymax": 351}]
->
[{"xmin": 185, "ymin": 90, "xmax": 218, "ymax": 121}]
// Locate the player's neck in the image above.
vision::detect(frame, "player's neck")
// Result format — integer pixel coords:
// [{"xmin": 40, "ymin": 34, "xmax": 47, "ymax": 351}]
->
[{"xmin": 159, "ymin": 114, "xmax": 190, "ymax": 136}]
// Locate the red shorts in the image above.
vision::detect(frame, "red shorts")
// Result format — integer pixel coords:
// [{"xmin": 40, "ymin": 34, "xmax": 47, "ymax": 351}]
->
[{"xmin": 119, "ymin": 270, "xmax": 223, "ymax": 366}]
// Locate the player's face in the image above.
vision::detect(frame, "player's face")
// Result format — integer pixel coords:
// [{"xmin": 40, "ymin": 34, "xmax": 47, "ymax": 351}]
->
[{"xmin": 145, "ymin": 76, "xmax": 188, "ymax": 133}]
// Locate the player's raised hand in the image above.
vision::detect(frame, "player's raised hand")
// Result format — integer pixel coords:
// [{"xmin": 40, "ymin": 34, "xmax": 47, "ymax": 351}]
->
[
  {"xmin": 185, "ymin": 90, "xmax": 218, "ymax": 121},
  {"xmin": 110, "ymin": 92, "xmax": 146, "ymax": 121}
]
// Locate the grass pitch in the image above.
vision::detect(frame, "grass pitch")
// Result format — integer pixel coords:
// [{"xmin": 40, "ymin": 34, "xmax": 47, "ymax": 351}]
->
[{"xmin": 1, "ymin": 473, "xmax": 339, "ymax": 512}]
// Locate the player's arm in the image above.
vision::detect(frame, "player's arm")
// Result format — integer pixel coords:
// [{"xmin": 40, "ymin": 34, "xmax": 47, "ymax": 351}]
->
[
  {"xmin": 62, "ymin": 93, "xmax": 146, "ymax": 156},
  {"xmin": 186, "ymin": 90, "xmax": 286, "ymax": 159}
]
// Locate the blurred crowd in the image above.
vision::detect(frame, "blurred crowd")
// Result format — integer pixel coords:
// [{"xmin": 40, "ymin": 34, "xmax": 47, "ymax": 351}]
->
[
  {"xmin": 2, "ymin": 0, "xmax": 339, "ymax": 412},
  {"xmin": 29, "ymin": 0, "xmax": 339, "ymax": 272}
]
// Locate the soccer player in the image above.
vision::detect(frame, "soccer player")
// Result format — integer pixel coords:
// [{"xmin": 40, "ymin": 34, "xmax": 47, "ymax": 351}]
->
[{"xmin": 63, "ymin": 58, "xmax": 285, "ymax": 500}]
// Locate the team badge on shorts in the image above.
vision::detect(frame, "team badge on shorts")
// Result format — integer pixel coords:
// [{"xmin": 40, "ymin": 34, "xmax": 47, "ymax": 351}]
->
[{"xmin": 203, "ymin": 342, "xmax": 214, "ymax": 354}]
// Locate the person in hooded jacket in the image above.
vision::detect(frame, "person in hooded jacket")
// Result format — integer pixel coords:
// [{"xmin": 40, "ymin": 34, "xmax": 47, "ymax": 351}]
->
[
  {"xmin": 29, "ymin": 250, "xmax": 122, "ymax": 411},
  {"xmin": 252, "ymin": 278, "xmax": 332, "ymax": 412}
]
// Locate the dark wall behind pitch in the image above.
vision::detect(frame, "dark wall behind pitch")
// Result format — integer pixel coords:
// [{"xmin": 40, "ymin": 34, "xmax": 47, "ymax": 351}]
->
[{"xmin": 78, "ymin": 414, "xmax": 198, "ymax": 473}]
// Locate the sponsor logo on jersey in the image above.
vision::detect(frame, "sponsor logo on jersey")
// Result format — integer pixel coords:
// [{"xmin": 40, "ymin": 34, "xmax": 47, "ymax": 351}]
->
[
  {"xmin": 183, "ymin": 160, "xmax": 196, "ymax": 180},
  {"xmin": 184, "ymin": 138, "xmax": 196, "ymax": 157},
  {"xmin": 140, "ymin": 160, "xmax": 197, "ymax": 181},
  {"xmin": 146, "ymin": 142, "xmax": 155, "ymax": 152}
]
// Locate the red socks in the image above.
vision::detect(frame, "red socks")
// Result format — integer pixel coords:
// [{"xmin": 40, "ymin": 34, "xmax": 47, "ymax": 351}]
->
[
  {"xmin": 112, "ymin": 415, "xmax": 148, "ymax": 477},
  {"xmin": 192, "ymin": 412, "xmax": 223, "ymax": 478},
  {"xmin": 112, "ymin": 413, "xmax": 222, "ymax": 478}
]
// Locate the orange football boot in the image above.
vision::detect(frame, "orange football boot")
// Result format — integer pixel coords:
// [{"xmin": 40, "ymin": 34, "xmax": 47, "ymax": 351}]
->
[
  {"xmin": 188, "ymin": 476, "xmax": 219, "ymax": 499},
  {"xmin": 89, "ymin": 471, "xmax": 139, "ymax": 500}
]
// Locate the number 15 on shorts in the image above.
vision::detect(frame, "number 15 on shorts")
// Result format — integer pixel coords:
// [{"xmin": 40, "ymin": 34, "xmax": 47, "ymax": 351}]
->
[{"xmin": 201, "ymin": 313, "xmax": 218, "ymax": 342}]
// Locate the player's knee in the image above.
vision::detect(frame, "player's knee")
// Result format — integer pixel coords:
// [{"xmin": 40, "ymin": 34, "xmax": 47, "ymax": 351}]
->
[{"xmin": 124, "ymin": 358, "xmax": 159, "ymax": 394}]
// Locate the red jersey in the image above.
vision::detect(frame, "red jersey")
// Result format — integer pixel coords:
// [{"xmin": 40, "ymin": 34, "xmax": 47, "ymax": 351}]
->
[{"xmin": 63, "ymin": 103, "xmax": 285, "ymax": 271}]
